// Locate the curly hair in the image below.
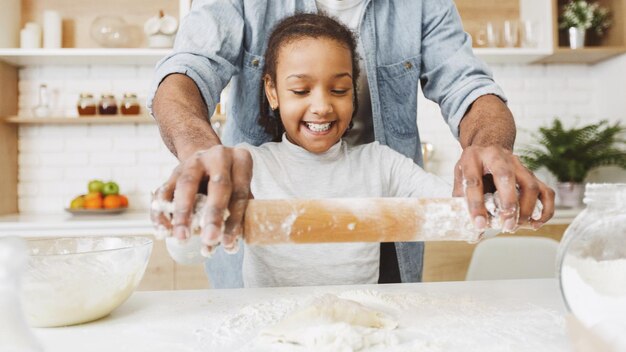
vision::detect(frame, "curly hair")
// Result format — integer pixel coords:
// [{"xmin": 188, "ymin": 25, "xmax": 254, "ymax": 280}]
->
[{"xmin": 258, "ymin": 13, "xmax": 361, "ymax": 142}]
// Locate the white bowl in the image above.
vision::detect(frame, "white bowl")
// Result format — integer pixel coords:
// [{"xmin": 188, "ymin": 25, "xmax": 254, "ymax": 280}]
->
[{"xmin": 22, "ymin": 236, "xmax": 153, "ymax": 327}]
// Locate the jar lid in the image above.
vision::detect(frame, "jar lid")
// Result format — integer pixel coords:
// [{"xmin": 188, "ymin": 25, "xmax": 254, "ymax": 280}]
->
[
  {"xmin": 123, "ymin": 93, "xmax": 138, "ymax": 98},
  {"xmin": 79, "ymin": 93, "xmax": 93, "ymax": 98},
  {"xmin": 101, "ymin": 94, "xmax": 116, "ymax": 98}
]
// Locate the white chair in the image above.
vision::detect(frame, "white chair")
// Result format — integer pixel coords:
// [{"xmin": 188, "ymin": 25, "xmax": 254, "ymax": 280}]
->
[{"xmin": 465, "ymin": 236, "xmax": 560, "ymax": 281}]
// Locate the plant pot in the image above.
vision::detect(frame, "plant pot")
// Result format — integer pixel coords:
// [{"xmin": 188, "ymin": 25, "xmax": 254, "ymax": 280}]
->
[
  {"xmin": 556, "ymin": 182, "xmax": 585, "ymax": 208},
  {"xmin": 568, "ymin": 27, "xmax": 586, "ymax": 49}
]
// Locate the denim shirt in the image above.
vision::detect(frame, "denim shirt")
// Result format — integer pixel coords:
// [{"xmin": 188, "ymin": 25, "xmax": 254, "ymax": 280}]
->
[{"xmin": 148, "ymin": 0, "xmax": 506, "ymax": 288}]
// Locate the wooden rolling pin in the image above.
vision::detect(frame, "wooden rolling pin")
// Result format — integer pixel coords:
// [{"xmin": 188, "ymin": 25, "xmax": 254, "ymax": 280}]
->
[{"xmin": 243, "ymin": 198, "xmax": 482, "ymax": 245}]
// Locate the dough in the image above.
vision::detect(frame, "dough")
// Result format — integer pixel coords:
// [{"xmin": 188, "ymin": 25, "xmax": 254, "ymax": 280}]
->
[{"xmin": 259, "ymin": 294, "xmax": 398, "ymax": 350}]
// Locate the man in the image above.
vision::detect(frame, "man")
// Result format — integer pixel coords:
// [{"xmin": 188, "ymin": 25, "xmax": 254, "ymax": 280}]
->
[{"xmin": 149, "ymin": 0, "xmax": 555, "ymax": 288}]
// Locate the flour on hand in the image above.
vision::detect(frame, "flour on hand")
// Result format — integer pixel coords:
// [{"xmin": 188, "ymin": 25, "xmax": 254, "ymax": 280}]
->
[
  {"xmin": 152, "ymin": 194, "xmax": 234, "ymax": 257},
  {"xmin": 483, "ymin": 191, "xmax": 543, "ymax": 233}
]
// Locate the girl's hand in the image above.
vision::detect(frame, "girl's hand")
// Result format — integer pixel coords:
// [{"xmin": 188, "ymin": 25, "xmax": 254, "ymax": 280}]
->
[
  {"xmin": 151, "ymin": 145, "xmax": 253, "ymax": 254},
  {"xmin": 452, "ymin": 145, "xmax": 555, "ymax": 233}
]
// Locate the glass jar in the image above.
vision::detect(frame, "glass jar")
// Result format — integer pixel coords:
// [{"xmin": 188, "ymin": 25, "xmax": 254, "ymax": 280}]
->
[
  {"xmin": 120, "ymin": 93, "xmax": 140, "ymax": 115},
  {"xmin": 557, "ymin": 184, "xmax": 626, "ymax": 331},
  {"xmin": 98, "ymin": 94, "xmax": 118, "ymax": 115},
  {"xmin": 77, "ymin": 93, "xmax": 96, "ymax": 116}
]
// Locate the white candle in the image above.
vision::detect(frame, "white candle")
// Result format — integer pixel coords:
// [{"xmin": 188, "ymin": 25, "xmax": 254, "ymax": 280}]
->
[
  {"xmin": 43, "ymin": 10, "xmax": 62, "ymax": 49},
  {"xmin": 20, "ymin": 22, "xmax": 41, "ymax": 49}
]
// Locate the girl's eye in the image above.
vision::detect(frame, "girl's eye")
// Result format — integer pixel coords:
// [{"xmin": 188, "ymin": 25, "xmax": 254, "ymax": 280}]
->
[
  {"xmin": 290, "ymin": 90, "xmax": 309, "ymax": 96},
  {"xmin": 332, "ymin": 89, "xmax": 349, "ymax": 95}
]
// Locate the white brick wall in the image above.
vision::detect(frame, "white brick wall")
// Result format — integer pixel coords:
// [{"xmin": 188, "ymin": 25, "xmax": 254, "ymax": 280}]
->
[
  {"xmin": 419, "ymin": 62, "xmax": 626, "ymax": 187},
  {"xmin": 16, "ymin": 62, "xmax": 626, "ymax": 214}
]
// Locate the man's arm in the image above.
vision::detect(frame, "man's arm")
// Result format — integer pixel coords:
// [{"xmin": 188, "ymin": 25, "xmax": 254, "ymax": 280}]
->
[
  {"xmin": 152, "ymin": 73, "xmax": 219, "ymax": 161},
  {"xmin": 151, "ymin": 73, "xmax": 253, "ymax": 254},
  {"xmin": 458, "ymin": 94, "xmax": 515, "ymax": 150},
  {"xmin": 454, "ymin": 95, "xmax": 555, "ymax": 232}
]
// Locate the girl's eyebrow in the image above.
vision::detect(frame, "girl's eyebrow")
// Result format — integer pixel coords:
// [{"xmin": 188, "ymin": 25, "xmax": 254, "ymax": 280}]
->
[{"xmin": 285, "ymin": 73, "xmax": 353, "ymax": 80}]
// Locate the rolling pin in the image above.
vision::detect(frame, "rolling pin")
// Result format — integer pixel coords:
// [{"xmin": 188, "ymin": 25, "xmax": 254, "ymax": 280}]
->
[{"xmin": 243, "ymin": 197, "xmax": 483, "ymax": 245}]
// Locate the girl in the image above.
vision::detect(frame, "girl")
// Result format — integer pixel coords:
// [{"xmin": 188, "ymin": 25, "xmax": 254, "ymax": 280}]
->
[{"xmin": 165, "ymin": 13, "xmax": 451, "ymax": 288}]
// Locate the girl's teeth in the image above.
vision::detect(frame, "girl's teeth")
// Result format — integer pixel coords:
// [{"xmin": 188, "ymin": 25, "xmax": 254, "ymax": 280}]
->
[{"xmin": 306, "ymin": 122, "xmax": 331, "ymax": 132}]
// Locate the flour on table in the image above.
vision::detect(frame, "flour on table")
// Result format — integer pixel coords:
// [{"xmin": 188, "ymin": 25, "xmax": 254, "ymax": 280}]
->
[
  {"xmin": 259, "ymin": 294, "xmax": 398, "ymax": 350},
  {"xmin": 200, "ymin": 289, "xmax": 565, "ymax": 352}
]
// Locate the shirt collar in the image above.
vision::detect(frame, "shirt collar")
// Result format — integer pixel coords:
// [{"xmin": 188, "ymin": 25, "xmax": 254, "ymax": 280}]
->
[
  {"xmin": 316, "ymin": 0, "xmax": 365, "ymax": 11},
  {"xmin": 280, "ymin": 133, "xmax": 344, "ymax": 161}
]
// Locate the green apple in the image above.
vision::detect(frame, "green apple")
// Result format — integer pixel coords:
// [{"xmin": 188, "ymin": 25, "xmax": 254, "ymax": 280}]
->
[
  {"xmin": 102, "ymin": 182, "xmax": 120, "ymax": 196},
  {"xmin": 88, "ymin": 180, "xmax": 105, "ymax": 193}
]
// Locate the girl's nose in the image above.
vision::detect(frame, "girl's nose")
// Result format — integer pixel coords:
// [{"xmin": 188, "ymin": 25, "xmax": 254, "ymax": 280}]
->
[{"xmin": 309, "ymin": 93, "xmax": 333, "ymax": 116}]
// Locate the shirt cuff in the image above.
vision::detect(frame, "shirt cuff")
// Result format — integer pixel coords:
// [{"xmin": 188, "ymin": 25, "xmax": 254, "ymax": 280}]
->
[{"xmin": 447, "ymin": 84, "xmax": 508, "ymax": 139}]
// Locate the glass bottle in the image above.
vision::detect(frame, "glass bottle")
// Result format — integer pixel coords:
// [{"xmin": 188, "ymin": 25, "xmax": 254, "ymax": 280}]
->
[
  {"xmin": 0, "ymin": 237, "xmax": 43, "ymax": 352},
  {"xmin": 77, "ymin": 93, "xmax": 97, "ymax": 116},
  {"xmin": 98, "ymin": 94, "xmax": 118, "ymax": 115},
  {"xmin": 120, "ymin": 93, "xmax": 140, "ymax": 115},
  {"xmin": 32, "ymin": 84, "xmax": 50, "ymax": 118},
  {"xmin": 557, "ymin": 184, "xmax": 626, "ymax": 343}
]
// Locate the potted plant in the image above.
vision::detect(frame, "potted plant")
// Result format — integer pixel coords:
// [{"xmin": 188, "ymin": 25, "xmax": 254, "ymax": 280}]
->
[
  {"xmin": 559, "ymin": 0, "xmax": 611, "ymax": 49},
  {"xmin": 521, "ymin": 119, "xmax": 626, "ymax": 208}
]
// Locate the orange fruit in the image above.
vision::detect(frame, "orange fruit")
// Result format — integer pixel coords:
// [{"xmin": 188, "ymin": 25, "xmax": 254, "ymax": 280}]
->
[
  {"xmin": 119, "ymin": 195, "xmax": 129, "ymax": 207},
  {"xmin": 103, "ymin": 195, "xmax": 123, "ymax": 209},
  {"xmin": 84, "ymin": 192, "xmax": 103, "ymax": 209}
]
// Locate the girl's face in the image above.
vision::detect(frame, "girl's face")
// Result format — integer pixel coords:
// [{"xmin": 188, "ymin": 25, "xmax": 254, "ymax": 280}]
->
[{"xmin": 264, "ymin": 37, "xmax": 354, "ymax": 153}]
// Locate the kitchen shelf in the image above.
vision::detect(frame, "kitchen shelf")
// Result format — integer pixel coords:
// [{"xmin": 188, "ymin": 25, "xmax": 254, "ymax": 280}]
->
[
  {"xmin": 0, "ymin": 48, "xmax": 171, "ymax": 67},
  {"xmin": 5, "ymin": 115, "xmax": 155, "ymax": 124},
  {"xmin": 535, "ymin": 47, "xmax": 626, "ymax": 64},
  {"xmin": 473, "ymin": 48, "xmax": 552, "ymax": 64}
]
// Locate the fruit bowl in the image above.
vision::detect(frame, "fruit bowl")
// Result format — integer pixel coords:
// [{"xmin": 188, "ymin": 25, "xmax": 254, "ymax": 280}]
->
[{"xmin": 21, "ymin": 236, "xmax": 153, "ymax": 327}]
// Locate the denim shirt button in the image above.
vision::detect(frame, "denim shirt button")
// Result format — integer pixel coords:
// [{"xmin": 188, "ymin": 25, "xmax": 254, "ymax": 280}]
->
[
  {"xmin": 251, "ymin": 59, "xmax": 260, "ymax": 67},
  {"xmin": 403, "ymin": 61, "xmax": 413, "ymax": 69}
]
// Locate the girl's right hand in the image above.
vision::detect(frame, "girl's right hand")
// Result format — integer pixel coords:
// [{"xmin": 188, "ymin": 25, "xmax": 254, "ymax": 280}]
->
[{"xmin": 150, "ymin": 145, "xmax": 253, "ymax": 254}]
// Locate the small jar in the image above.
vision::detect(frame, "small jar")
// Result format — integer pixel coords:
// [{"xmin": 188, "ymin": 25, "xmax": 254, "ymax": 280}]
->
[
  {"xmin": 77, "ymin": 93, "xmax": 96, "ymax": 116},
  {"xmin": 557, "ymin": 184, "xmax": 626, "ymax": 331},
  {"xmin": 120, "ymin": 93, "xmax": 140, "ymax": 115},
  {"xmin": 98, "ymin": 94, "xmax": 118, "ymax": 115}
]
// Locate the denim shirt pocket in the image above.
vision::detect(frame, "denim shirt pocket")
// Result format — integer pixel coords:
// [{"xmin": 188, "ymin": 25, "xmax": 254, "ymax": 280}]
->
[
  {"xmin": 236, "ymin": 50, "xmax": 266, "ymax": 141},
  {"xmin": 376, "ymin": 55, "xmax": 421, "ymax": 139}
]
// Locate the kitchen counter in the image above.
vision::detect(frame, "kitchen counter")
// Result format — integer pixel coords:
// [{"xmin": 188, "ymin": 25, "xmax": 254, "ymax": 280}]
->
[
  {"xmin": 32, "ymin": 279, "xmax": 570, "ymax": 351},
  {"xmin": 0, "ymin": 206, "xmax": 580, "ymax": 237},
  {"xmin": 0, "ymin": 211, "xmax": 153, "ymax": 237}
]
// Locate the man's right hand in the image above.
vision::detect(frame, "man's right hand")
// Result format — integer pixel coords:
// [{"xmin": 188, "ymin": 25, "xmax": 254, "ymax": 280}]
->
[{"xmin": 151, "ymin": 145, "xmax": 253, "ymax": 255}]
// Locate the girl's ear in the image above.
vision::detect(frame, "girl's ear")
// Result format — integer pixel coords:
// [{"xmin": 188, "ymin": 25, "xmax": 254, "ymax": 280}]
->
[{"xmin": 264, "ymin": 74, "xmax": 279, "ymax": 110}]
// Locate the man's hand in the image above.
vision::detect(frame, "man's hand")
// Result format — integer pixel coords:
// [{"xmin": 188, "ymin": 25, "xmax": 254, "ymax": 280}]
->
[
  {"xmin": 452, "ymin": 146, "xmax": 555, "ymax": 232},
  {"xmin": 455, "ymin": 95, "xmax": 555, "ymax": 232},
  {"xmin": 151, "ymin": 146, "xmax": 253, "ymax": 255},
  {"xmin": 151, "ymin": 74, "xmax": 254, "ymax": 254}
]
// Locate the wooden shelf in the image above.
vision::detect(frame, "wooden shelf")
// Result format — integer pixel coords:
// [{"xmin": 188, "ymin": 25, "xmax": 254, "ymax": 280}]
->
[
  {"xmin": 5, "ymin": 115, "xmax": 155, "ymax": 124},
  {"xmin": 473, "ymin": 48, "xmax": 552, "ymax": 64},
  {"xmin": 535, "ymin": 46, "xmax": 626, "ymax": 64},
  {"xmin": 0, "ymin": 48, "xmax": 171, "ymax": 66}
]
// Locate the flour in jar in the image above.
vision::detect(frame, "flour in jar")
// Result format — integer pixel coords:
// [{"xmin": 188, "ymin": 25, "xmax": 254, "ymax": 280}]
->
[{"xmin": 560, "ymin": 255, "xmax": 626, "ymax": 326}]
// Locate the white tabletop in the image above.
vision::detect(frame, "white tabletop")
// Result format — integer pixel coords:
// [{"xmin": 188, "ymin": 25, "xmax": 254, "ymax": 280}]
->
[{"xmin": 32, "ymin": 279, "xmax": 569, "ymax": 352}]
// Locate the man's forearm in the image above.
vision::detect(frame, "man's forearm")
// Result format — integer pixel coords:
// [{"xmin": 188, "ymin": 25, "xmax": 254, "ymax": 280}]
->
[
  {"xmin": 458, "ymin": 94, "xmax": 516, "ymax": 150},
  {"xmin": 152, "ymin": 74, "xmax": 221, "ymax": 161}
]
